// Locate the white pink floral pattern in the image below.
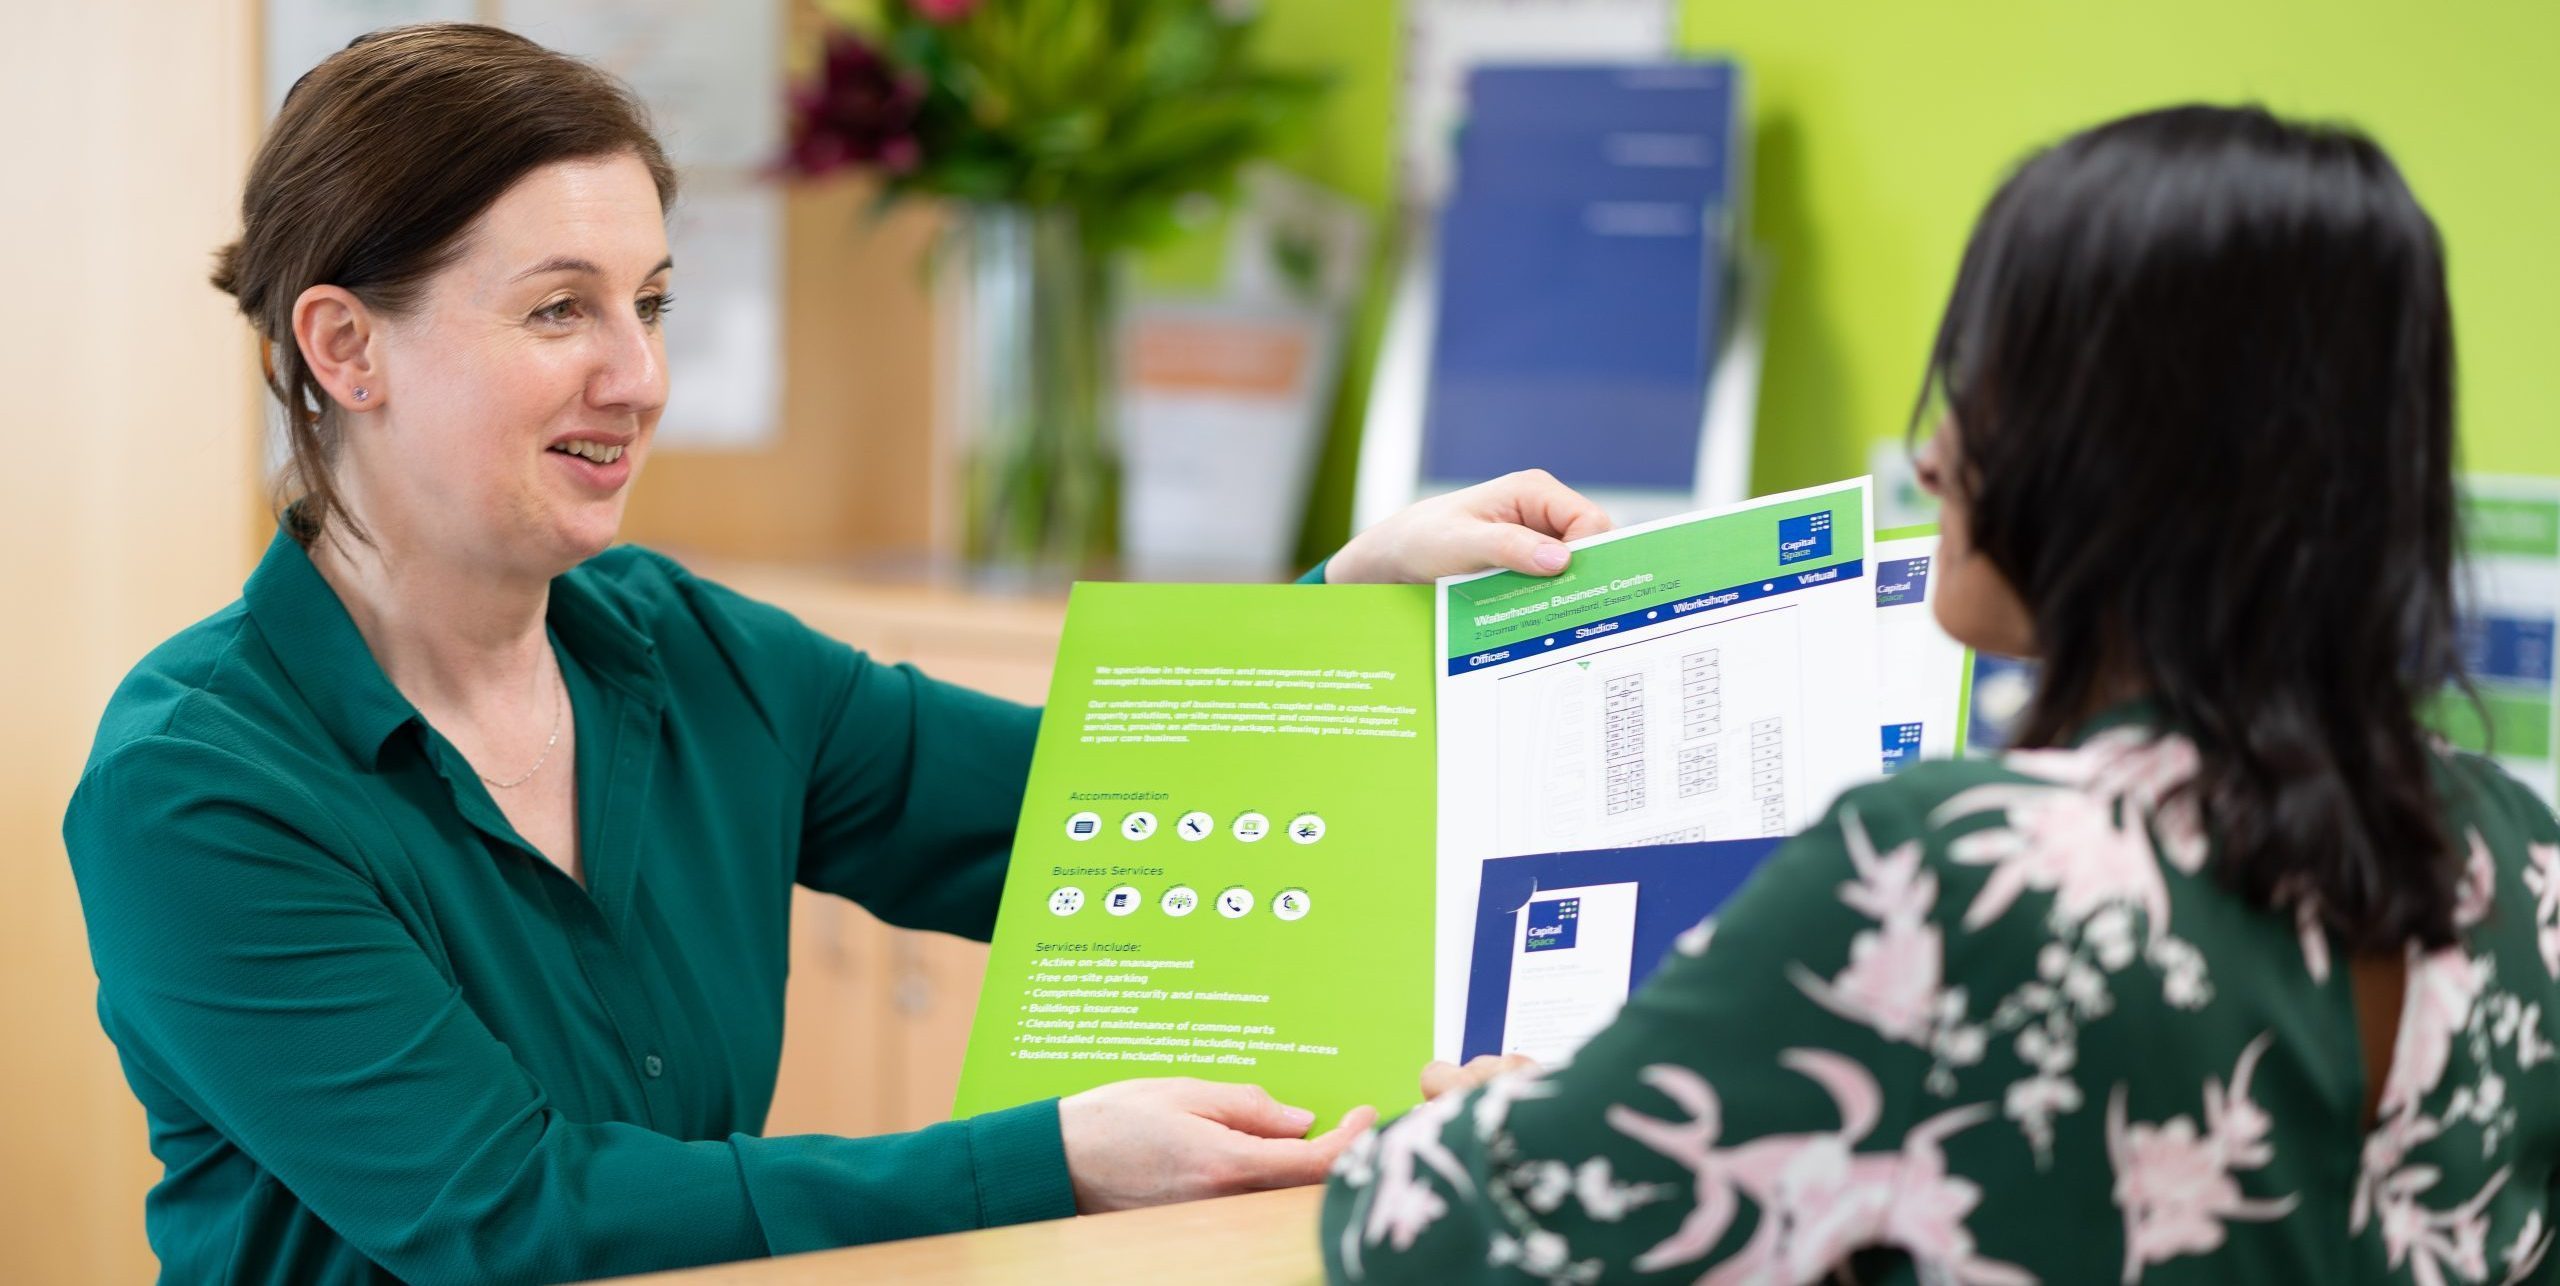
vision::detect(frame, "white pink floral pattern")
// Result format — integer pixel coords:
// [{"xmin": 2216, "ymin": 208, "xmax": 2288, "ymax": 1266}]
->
[
  {"xmin": 2379, "ymin": 945, "xmax": 2490, "ymax": 1121},
  {"xmin": 2298, "ymin": 897, "xmax": 2335, "ymax": 984},
  {"xmin": 1333, "ymin": 1088, "xmax": 1473, "ymax": 1278},
  {"xmin": 2523, "ymin": 841, "xmax": 2560, "ymax": 981},
  {"xmin": 1924, "ymin": 733, "xmax": 2220, "ymax": 1162},
  {"xmin": 1605, "ymin": 1050, "xmax": 2034, "ymax": 1284},
  {"xmin": 2344, "ymin": 884, "xmax": 2550, "ymax": 1286},
  {"xmin": 1932, "ymin": 729, "xmax": 2210, "ymax": 938},
  {"xmin": 1794, "ymin": 808, "xmax": 1964, "ymax": 1048},
  {"xmin": 1938, "ymin": 779, "xmax": 2172, "ymax": 936},
  {"xmin": 2457, "ymin": 831, "xmax": 2499, "ymax": 931},
  {"xmin": 2356, "ymin": 1113, "xmax": 2510, "ymax": 1286},
  {"xmin": 2105, "ymin": 1035, "xmax": 2296, "ymax": 1282}
]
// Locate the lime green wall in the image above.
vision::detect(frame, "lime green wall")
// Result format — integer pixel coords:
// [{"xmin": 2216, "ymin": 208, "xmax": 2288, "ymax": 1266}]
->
[
  {"xmin": 1235, "ymin": 0, "xmax": 2560, "ymax": 555},
  {"xmin": 1259, "ymin": 0, "xmax": 1401, "ymax": 211},
  {"xmin": 1254, "ymin": 0, "xmax": 1400, "ymax": 564},
  {"xmin": 1676, "ymin": 0, "xmax": 2560, "ymax": 493}
]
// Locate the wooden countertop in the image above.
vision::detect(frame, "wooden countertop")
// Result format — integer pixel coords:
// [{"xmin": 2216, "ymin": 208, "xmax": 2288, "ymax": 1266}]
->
[{"xmin": 599, "ymin": 1186, "xmax": 1326, "ymax": 1285}]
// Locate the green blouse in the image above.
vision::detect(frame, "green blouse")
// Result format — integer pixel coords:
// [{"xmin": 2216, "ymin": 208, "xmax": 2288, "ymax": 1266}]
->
[
  {"xmin": 64, "ymin": 530, "xmax": 1074, "ymax": 1284},
  {"xmin": 1323, "ymin": 713, "xmax": 2560, "ymax": 1285}
]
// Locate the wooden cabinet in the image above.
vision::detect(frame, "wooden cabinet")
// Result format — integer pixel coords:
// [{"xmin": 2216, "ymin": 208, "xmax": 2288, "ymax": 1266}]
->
[{"xmin": 688, "ymin": 562, "xmax": 1066, "ymax": 1139}]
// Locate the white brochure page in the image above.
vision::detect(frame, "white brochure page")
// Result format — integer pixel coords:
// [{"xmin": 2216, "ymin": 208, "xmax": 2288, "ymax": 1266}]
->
[
  {"xmin": 1500, "ymin": 881, "xmax": 1641, "ymax": 1064},
  {"xmin": 1874, "ymin": 532, "xmax": 1972, "ymax": 772},
  {"xmin": 2458, "ymin": 476, "xmax": 2560, "ymax": 807},
  {"xmin": 1431, "ymin": 478, "xmax": 1880, "ymax": 1056}
]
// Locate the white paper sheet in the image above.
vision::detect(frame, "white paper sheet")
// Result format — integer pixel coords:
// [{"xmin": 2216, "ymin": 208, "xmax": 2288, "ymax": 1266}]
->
[
  {"xmin": 1432, "ymin": 478, "xmax": 1880, "ymax": 1054},
  {"xmin": 1874, "ymin": 532, "xmax": 1970, "ymax": 772},
  {"xmin": 1499, "ymin": 881, "xmax": 1641, "ymax": 1063},
  {"xmin": 2456, "ymin": 477, "xmax": 2560, "ymax": 807}
]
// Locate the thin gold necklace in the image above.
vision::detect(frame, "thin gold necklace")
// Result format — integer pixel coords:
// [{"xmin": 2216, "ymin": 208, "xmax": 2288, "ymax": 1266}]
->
[{"xmin": 479, "ymin": 662, "xmax": 564, "ymax": 790}]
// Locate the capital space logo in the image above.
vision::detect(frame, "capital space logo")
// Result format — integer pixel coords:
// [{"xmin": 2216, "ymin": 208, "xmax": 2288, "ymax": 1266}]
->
[
  {"xmin": 1525, "ymin": 898, "xmax": 1580, "ymax": 952},
  {"xmin": 1778, "ymin": 510, "xmax": 1833, "ymax": 566},
  {"xmin": 1874, "ymin": 556, "xmax": 1931, "ymax": 607}
]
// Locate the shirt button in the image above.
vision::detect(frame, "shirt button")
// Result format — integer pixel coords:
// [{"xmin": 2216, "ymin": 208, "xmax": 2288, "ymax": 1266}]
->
[{"xmin": 643, "ymin": 1054, "xmax": 665, "ymax": 1079}]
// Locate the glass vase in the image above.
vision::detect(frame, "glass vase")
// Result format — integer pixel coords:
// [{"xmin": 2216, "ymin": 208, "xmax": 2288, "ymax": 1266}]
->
[{"xmin": 943, "ymin": 202, "xmax": 1121, "ymax": 585}]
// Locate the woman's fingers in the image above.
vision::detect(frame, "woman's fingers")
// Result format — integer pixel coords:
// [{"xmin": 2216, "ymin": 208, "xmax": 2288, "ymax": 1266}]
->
[
  {"xmin": 1059, "ymin": 1079, "xmax": 1355, "ymax": 1212},
  {"xmin": 1330, "ymin": 469, "xmax": 1615, "ymax": 584},
  {"xmin": 1458, "ymin": 471, "xmax": 1610, "ymax": 577},
  {"xmin": 1477, "ymin": 523, "xmax": 1575, "ymax": 578},
  {"xmin": 1419, "ymin": 1059, "xmax": 1462, "ymax": 1099},
  {"xmin": 1295, "ymin": 1104, "xmax": 1378, "ymax": 1171},
  {"xmin": 1229, "ymin": 1104, "xmax": 1381, "ymax": 1190},
  {"xmin": 1186, "ymin": 1080, "xmax": 1319, "ymax": 1138},
  {"xmin": 1420, "ymin": 1053, "xmax": 1541, "ymax": 1099},
  {"xmin": 1480, "ymin": 468, "xmax": 1614, "ymax": 544}
]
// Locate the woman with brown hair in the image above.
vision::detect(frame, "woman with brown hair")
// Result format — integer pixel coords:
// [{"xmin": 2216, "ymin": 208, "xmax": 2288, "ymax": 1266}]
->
[{"xmin": 62, "ymin": 23, "xmax": 1610, "ymax": 1283}]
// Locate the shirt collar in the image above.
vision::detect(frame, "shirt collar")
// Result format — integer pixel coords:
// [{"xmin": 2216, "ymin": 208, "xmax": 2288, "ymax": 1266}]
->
[
  {"xmin": 243, "ymin": 524, "xmax": 664, "ymax": 768},
  {"xmin": 243, "ymin": 525, "xmax": 421, "ymax": 767},
  {"xmin": 546, "ymin": 558, "xmax": 664, "ymax": 711}
]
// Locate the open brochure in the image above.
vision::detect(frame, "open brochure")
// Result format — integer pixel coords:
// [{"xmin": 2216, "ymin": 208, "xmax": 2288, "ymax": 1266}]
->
[{"xmin": 952, "ymin": 478, "xmax": 1973, "ymax": 1125}]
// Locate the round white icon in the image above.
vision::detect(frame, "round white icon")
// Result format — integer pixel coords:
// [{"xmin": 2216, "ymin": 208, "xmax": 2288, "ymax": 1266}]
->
[
  {"xmin": 1232, "ymin": 812, "xmax": 1271, "ymax": 843},
  {"xmin": 1215, "ymin": 886, "xmax": 1255, "ymax": 918},
  {"xmin": 1175, "ymin": 811, "xmax": 1216, "ymax": 842},
  {"xmin": 1160, "ymin": 885, "xmax": 1199, "ymax": 917},
  {"xmin": 1272, "ymin": 888, "xmax": 1311, "ymax": 921},
  {"xmin": 1064, "ymin": 811, "xmax": 1102, "ymax": 842},
  {"xmin": 1120, "ymin": 811, "xmax": 1158, "ymax": 841},
  {"xmin": 1287, "ymin": 813, "xmax": 1327, "ymax": 845},
  {"xmin": 1047, "ymin": 886, "xmax": 1085, "ymax": 916},
  {"xmin": 1103, "ymin": 885, "xmax": 1142, "ymax": 916}
]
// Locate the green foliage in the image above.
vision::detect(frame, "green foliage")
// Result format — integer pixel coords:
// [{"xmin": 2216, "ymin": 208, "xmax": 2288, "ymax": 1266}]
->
[{"xmin": 869, "ymin": 0, "xmax": 1329, "ymax": 250}]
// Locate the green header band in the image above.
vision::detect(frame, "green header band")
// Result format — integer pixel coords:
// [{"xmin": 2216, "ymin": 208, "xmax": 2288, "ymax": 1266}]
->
[
  {"xmin": 2466, "ymin": 495, "xmax": 2560, "ymax": 559},
  {"xmin": 1443, "ymin": 484, "xmax": 1868, "ymax": 660}
]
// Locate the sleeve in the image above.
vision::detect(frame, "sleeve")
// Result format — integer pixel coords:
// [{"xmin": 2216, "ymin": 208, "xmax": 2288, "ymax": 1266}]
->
[
  {"xmin": 793, "ymin": 648, "xmax": 1039, "ymax": 940},
  {"xmin": 1320, "ymin": 784, "xmax": 1967, "ymax": 1285},
  {"xmin": 669, "ymin": 562, "xmax": 1041, "ymax": 940},
  {"xmin": 66, "ymin": 738, "xmax": 1074, "ymax": 1286}
]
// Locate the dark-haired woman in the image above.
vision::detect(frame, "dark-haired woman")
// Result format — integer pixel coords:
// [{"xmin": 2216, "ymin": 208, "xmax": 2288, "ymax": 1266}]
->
[
  {"xmin": 60, "ymin": 23, "xmax": 1613, "ymax": 1285},
  {"xmin": 1323, "ymin": 105, "xmax": 2560, "ymax": 1284}
]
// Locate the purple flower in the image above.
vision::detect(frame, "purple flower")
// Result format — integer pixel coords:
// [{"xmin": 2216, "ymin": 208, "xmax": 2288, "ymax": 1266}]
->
[
  {"xmin": 910, "ymin": 0, "xmax": 982, "ymax": 22},
  {"xmin": 781, "ymin": 30, "xmax": 926, "ymax": 179}
]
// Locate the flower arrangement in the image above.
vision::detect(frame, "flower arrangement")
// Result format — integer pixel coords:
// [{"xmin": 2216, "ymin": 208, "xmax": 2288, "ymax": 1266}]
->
[
  {"xmin": 783, "ymin": 0, "xmax": 1326, "ymax": 252},
  {"xmin": 781, "ymin": 0, "xmax": 1328, "ymax": 578}
]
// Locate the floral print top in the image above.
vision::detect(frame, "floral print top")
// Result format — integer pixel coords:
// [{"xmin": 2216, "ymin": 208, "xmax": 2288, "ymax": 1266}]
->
[{"xmin": 1321, "ymin": 711, "xmax": 2560, "ymax": 1285}]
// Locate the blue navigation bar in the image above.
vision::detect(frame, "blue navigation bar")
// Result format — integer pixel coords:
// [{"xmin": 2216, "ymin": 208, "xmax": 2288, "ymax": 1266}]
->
[{"xmin": 1447, "ymin": 559, "xmax": 1867, "ymax": 676}]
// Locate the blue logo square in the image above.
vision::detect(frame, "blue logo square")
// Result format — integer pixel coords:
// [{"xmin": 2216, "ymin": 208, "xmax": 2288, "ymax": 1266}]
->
[
  {"xmin": 1525, "ymin": 898, "xmax": 1580, "ymax": 952},
  {"xmin": 1778, "ymin": 511, "xmax": 1833, "ymax": 566},
  {"xmin": 1881, "ymin": 721, "xmax": 1925, "ymax": 773},
  {"xmin": 1874, "ymin": 556, "xmax": 1931, "ymax": 607}
]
